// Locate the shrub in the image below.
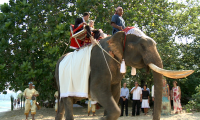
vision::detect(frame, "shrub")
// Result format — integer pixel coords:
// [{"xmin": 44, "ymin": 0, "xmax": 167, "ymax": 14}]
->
[{"xmin": 185, "ymin": 85, "xmax": 200, "ymax": 112}]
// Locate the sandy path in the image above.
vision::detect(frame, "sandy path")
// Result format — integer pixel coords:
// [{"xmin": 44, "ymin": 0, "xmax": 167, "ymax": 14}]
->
[{"xmin": 0, "ymin": 107, "xmax": 200, "ymax": 120}]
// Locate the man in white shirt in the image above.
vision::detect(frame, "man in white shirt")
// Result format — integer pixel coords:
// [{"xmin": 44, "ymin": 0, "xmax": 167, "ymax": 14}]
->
[
  {"xmin": 120, "ymin": 83, "xmax": 129, "ymax": 116},
  {"xmin": 152, "ymin": 85, "xmax": 154, "ymax": 101},
  {"xmin": 130, "ymin": 81, "xmax": 142, "ymax": 116},
  {"xmin": 152, "ymin": 85, "xmax": 154, "ymax": 115}
]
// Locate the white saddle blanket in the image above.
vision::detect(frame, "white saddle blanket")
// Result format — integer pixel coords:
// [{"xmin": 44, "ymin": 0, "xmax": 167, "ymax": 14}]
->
[
  {"xmin": 124, "ymin": 27, "xmax": 149, "ymax": 37},
  {"xmin": 59, "ymin": 45, "xmax": 93, "ymax": 98}
]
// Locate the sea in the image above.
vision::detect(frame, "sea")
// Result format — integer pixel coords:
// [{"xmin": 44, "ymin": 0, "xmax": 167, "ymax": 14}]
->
[
  {"xmin": 0, "ymin": 100, "xmax": 11, "ymax": 113},
  {"xmin": 0, "ymin": 92, "xmax": 20, "ymax": 113}
]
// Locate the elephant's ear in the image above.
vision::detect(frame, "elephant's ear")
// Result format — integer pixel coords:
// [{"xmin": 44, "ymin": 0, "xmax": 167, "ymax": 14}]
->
[{"xmin": 107, "ymin": 31, "xmax": 125, "ymax": 61}]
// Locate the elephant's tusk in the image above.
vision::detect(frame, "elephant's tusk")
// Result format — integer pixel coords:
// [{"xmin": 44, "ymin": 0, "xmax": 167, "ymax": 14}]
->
[
  {"xmin": 148, "ymin": 63, "xmax": 194, "ymax": 79},
  {"xmin": 163, "ymin": 70, "xmax": 194, "ymax": 79}
]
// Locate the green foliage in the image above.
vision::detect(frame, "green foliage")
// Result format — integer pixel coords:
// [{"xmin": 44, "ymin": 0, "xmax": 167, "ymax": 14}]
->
[
  {"xmin": 0, "ymin": 0, "xmax": 199, "ymax": 104},
  {"xmin": 185, "ymin": 85, "xmax": 200, "ymax": 112},
  {"xmin": 3, "ymin": 91, "xmax": 7, "ymax": 94},
  {"xmin": 17, "ymin": 93, "xmax": 23, "ymax": 99},
  {"xmin": 0, "ymin": 0, "xmax": 72, "ymax": 101},
  {"xmin": 80, "ymin": 99, "xmax": 86, "ymax": 105}
]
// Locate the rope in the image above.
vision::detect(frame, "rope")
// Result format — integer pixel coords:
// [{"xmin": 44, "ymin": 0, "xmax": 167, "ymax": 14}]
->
[
  {"xmin": 92, "ymin": 38, "xmax": 121, "ymax": 81},
  {"xmin": 62, "ymin": 40, "xmax": 71, "ymax": 55},
  {"xmin": 99, "ymin": 42, "xmax": 113, "ymax": 80},
  {"xmin": 84, "ymin": 30, "xmax": 121, "ymax": 81},
  {"xmin": 86, "ymin": 29, "xmax": 120, "ymax": 63},
  {"xmin": 93, "ymin": 39, "xmax": 121, "ymax": 64}
]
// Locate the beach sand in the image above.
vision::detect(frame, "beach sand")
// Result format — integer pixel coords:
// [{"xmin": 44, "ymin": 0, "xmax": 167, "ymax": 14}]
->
[{"xmin": 0, "ymin": 106, "xmax": 200, "ymax": 120}]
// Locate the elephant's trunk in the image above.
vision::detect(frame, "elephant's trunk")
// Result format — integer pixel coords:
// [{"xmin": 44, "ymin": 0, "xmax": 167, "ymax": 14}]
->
[
  {"xmin": 146, "ymin": 48, "xmax": 194, "ymax": 120},
  {"xmin": 149, "ymin": 55, "xmax": 163, "ymax": 120},
  {"xmin": 152, "ymin": 69, "xmax": 163, "ymax": 120}
]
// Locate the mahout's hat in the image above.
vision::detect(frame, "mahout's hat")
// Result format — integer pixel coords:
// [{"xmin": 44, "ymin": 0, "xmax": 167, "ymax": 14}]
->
[{"xmin": 28, "ymin": 82, "xmax": 33, "ymax": 85}]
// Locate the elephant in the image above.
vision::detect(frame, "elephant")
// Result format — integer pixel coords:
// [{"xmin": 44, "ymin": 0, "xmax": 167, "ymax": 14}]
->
[{"xmin": 55, "ymin": 31, "xmax": 193, "ymax": 120}]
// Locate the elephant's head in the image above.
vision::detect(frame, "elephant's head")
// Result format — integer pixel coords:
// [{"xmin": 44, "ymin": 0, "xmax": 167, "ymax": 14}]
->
[
  {"xmin": 107, "ymin": 31, "xmax": 193, "ymax": 78},
  {"xmin": 107, "ymin": 31, "xmax": 193, "ymax": 120}
]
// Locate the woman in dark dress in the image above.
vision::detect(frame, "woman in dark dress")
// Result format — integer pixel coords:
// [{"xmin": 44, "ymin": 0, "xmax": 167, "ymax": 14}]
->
[
  {"xmin": 141, "ymin": 84, "xmax": 150, "ymax": 115},
  {"xmin": 17, "ymin": 98, "xmax": 20, "ymax": 108}
]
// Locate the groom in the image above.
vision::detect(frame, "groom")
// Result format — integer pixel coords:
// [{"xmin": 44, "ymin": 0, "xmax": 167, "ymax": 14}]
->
[
  {"xmin": 74, "ymin": 12, "xmax": 100, "ymax": 41},
  {"xmin": 74, "ymin": 12, "xmax": 90, "ymax": 34}
]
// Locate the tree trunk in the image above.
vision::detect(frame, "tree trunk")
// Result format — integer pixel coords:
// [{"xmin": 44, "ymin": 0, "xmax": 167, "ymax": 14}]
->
[{"xmin": 11, "ymin": 95, "xmax": 14, "ymax": 111}]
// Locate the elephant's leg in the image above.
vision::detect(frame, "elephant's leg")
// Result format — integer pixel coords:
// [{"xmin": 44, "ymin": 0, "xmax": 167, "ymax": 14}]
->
[
  {"xmin": 111, "ymin": 83, "xmax": 121, "ymax": 104},
  {"xmin": 93, "ymin": 86, "xmax": 120, "ymax": 120},
  {"xmin": 104, "ymin": 83, "xmax": 121, "ymax": 116},
  {"xmin": 63, "ymin": 97, "xmax": 74, "ymax": 120},
  {"xmin": 55, "ymin": 98, "xmax": 65, "ymax": 120}
]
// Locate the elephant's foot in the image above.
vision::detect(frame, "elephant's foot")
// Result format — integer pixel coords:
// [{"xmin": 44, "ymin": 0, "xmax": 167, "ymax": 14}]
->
[
  {"xmin": 65, "ymin": 117, "xmax": 74, "ymax": 120},
  {"xmin": 99, "ymin": 116, "xmax": 118, "ymax": 120},
  {"xmin": 99, "ymin": 116, "xmax": 106, "ymax": 120},
  {"xmin": 99, "ymin": 109, "xmax": 120, "ymax": 120},
  {"xmin": 55, "ymin": 113, "xmax": 64, "ymax": 120}
]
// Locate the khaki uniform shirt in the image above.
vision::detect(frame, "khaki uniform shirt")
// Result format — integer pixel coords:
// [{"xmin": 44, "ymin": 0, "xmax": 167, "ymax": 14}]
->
[
  {"xmin": 54, "ymin": 91, "xmax": 58, "ymax": 100},
  {"xmin": 23, "ymin": 88, "xmax": 38, "ymax": 99}
]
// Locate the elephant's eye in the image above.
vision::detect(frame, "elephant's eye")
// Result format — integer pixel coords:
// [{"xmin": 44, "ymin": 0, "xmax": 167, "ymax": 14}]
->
[{"xmin": 140, "ymin": 44, "xmax": 146, "ymax": 51}]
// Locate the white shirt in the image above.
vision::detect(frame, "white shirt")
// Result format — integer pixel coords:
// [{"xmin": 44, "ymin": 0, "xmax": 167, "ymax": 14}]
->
[
  {"xmin": 130, "ymin": 86, "xmax": 142, "ymax": 100},
  {"xmin": 120, "ymin": 87, "xmax": 129, "ymax": 99},
  {"xmin": 82, "ymin": 17, "xmax": 85, "ymax": 23},
  {"xmin": 152, "ymin": 85, "xmax": 154, "ymax": 97}
]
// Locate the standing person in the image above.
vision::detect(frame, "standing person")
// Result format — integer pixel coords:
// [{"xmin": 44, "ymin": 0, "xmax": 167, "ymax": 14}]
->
[
  {"xmin": 120, "ymin": 83, "xmax": 129, "ymax": 116},
  {"xmin": 17, "ymin": 98, "xmax": 20, "ymax": 109},
  {"xmin": 152, "ymin": 85, "xmax": 154, "ymax": 115},
  {"xmin": 141, "ymin": 86, "xmax": 150, "ymax": 113},
  {"xmin": 54, "ymin": 91, "xmax": 58, "ymax": 113},
  {"xmin": 168, "ymin": 84, "xmax": 173, "ymax": 107},
  {"xmin": 172, "ymin": 81, "xmax": 182, "ymax": 114},
  {"xmin": 142, "ymin": 87, "xmax": 150, "ymax": 94},
  {"xmin": 14, "ymin": 99, "xmax": 17, "ymax": 109},
  {"xmin": 130, "ymin": 81, "xmax": 142, "ymax": 116},
  {"xmin": 161, "ymin": 79, "xmax": 171, "ymax": 115},
  {"xmin": 111, "ymin": 7, "xmax": 125, "ymax": 35},
  {"xmin": 141, "ymin": 84, "xmax": 150, "ymax": 115},
  {"xmin": 23, "ymin": 82, "xmax": 39, "ymax": 120},
  {"xmin": 88, "ymin": 99, "xmax": 97, "ymax": 116}
]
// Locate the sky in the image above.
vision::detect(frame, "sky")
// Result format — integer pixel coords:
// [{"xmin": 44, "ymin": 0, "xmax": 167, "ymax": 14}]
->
[
  {"xmin": 0, "ymin": 0, "xmax": 9, "ymax": 4},
  {"xmin": 0, "ymin": 0, "xmax": 185, "ymax": 4}
]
